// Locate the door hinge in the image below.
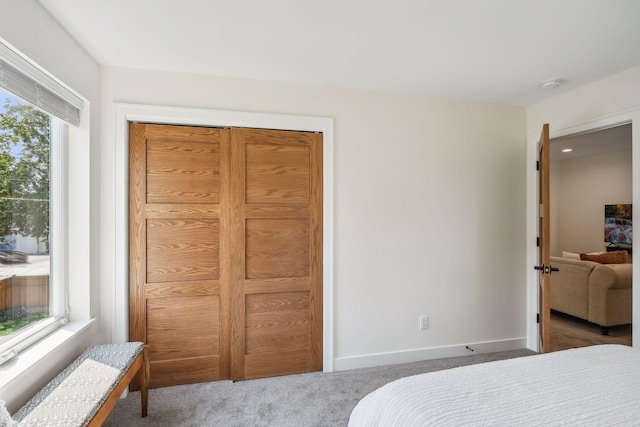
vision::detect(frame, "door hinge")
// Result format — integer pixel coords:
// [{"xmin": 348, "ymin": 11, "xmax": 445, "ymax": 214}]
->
[
  {"xmin": 536, "ymin": 161, "xmax": 540, "ymax": 171},
  {"xmin": 537, "ymin": 313, "xmax": 540, "ymax": 323},
  {"xmin": 536, "ymin": 237, "xmax": 540, "ymax": 247}
]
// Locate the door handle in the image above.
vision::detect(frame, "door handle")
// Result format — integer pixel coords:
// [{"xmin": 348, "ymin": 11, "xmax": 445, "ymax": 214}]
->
[{"xmin": 534, "ymin": 264, "xmax": 559, "ymax": 274}]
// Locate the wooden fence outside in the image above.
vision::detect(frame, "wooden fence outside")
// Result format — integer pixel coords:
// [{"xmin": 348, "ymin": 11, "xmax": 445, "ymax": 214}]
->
[{"xmin": 0, "ymin": 275, "xmax": 49, "ymax": 312}]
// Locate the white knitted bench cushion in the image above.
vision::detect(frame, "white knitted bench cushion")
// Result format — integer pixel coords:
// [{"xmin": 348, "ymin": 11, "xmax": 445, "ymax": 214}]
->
[
  {"xmin": 13, "ymin": 342, "xmax": 144, "ymax": 427},
  {"xmin": 17, "ymin": 359, "xmax": 120, "ymax": 427}
]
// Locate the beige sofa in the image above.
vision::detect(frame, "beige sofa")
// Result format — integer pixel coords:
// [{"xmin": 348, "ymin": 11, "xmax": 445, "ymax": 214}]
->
[{"xmin": 550, "ymin": 256, "xmax": 632, "ymax": 334}]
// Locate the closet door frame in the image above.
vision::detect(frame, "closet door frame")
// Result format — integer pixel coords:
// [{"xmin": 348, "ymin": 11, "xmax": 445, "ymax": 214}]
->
[{"xmin": 114, "ymin": 104, "xmax": 335, "ymax": 372}]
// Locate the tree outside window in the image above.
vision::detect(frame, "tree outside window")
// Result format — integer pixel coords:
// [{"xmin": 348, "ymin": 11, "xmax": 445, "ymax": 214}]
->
[
  {"xmin": 0, "ymin": 98, "xmax": 50, "ymax": 247},
  {"xmin": 0, "ymin": 95, "xmax": 51, "ymax": 339}
]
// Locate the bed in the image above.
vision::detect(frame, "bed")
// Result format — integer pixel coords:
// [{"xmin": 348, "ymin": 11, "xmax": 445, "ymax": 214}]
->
[{"xmin": 349, "ymin": 345, "xmax": 640, "ymax": 426}]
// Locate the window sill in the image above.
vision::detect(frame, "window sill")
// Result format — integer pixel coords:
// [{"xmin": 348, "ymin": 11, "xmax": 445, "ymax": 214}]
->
[{"xmin": 0, "ymin": 319, "xmax": 95, "ymax": 400}]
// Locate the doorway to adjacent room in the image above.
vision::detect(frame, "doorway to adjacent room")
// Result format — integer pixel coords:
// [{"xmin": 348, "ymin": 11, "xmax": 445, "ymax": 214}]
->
[{"xmin": 548, "ymin": 124, "xmax": 632, "ymax": 352}]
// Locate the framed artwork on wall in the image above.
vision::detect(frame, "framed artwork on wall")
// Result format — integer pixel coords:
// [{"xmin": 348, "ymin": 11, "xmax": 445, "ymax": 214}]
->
[{"xmin": 604, "ymin": 204, "xmax": 632, "ymax": 246}]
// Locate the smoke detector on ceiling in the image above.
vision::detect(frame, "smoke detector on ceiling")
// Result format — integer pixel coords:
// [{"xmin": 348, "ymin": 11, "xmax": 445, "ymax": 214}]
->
[{"xmin": 541, "ymin": 79, "xmax": 562, "ymax": 90}]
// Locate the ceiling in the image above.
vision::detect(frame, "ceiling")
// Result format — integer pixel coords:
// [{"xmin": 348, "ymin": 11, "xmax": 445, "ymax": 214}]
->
[
  {"xmin": 550, "ymin": 124, "xmax": 632, "ymax": 161},
  {"xmin": 38, "ymin": 0, "xmax": 640, "ymax": 106}
]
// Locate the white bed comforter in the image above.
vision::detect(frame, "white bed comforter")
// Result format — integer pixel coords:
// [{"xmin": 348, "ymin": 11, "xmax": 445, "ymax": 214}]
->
[{"xmin": 349, "ymin": 345, "xmax": 640, "ymax": 426}]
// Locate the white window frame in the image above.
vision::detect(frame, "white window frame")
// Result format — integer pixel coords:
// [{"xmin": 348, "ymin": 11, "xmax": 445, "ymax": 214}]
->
[
  {"xmin": 49, "ymin": 120, "xmax": 69, "ymax": 323},
  {"xmin": 0, "ymin": 37, "xmax": 91, "ymax": 400}
]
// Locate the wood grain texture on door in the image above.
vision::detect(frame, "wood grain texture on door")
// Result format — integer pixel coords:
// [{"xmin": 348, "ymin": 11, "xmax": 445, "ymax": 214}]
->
[
  {"xmin": 538, "ymin": 123, "xmax": 551, "ymax": 353},
  {"xmin": 230, "ymin": 128, "xmax": 323, "ymax": 380},
  {"xmin": 130, "ymin": 123, "xmax": 322, "ymax": 387},
  {"xmin": 129, "ymin": 123, "xmax": 231, "ymax": 388}
]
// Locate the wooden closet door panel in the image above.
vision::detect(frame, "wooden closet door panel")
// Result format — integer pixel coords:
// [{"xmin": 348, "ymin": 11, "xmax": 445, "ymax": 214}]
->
[
  {"xmin": 245, "ymin": 218, "xmax": 310, "ymax": 279},
  {"xmin": 230, "ymin": 128, "xmax": 323, "ymax": 380},
  {"xmin": 245, "ymin": 291, "xmax": 310, "ymax": 354},
  {"xmin": 245, "ymin": 140, "xmax": 310, "ymax": 204},
  {"xmin": 146, "ymin": 218, "xmax": 219, "ymax": 283},
  {"xmin": 147, "ymin": 295, "xmax": 222, "ymax": 388},
  {"xmin": 129, "ymin": 123, "xmax": 230, "ymax": 388},
  {"xmin": 146, "ymin": 136, "xmax": 220, "ymax": 204}
]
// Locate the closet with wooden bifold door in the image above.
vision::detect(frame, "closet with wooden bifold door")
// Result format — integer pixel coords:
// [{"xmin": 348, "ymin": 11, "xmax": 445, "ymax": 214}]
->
[{"xmin": 129, "ymin": 123, "xmax": 323, "ymax": 388}]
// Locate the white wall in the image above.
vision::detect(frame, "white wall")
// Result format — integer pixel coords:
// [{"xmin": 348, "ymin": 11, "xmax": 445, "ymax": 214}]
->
[
  {"xmin": 3, "ymin": 0, "xmax": 640, "ymax": 414},
  {"xmin": 101, "ymin": 67, "xmax": 528, "ymax": 366},
  {"xmin": 0, "ymin": 0, "xmax": 103, "ymax": 412},
  {"xmin": 551, "ymin": 150, "xmax": 632, "ymax": 257},
  {"xmin": 0, "ymin": 0, "xmax": 529, "ymax": 410}
]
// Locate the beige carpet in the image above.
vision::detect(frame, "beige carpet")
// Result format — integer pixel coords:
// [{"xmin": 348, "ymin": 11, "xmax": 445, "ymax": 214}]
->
[
  {"xmin": 101, "ymin": 315, "xmax": 628, "ymax": 426},
  {"xmin": 550, "ymin": 310, "xmax": 632, "ymax": 352},
  {"xmin": 104, "ymin": 349, "xmax": 536, "ymax": 427}
]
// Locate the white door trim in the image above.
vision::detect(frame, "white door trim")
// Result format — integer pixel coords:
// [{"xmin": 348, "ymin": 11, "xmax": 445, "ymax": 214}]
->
[
  {"xmin": 526, "ymin": 107, "xmax": 640, "ymax": 352},
  {"xmin": 113, "ymin": 103, "xmax": 335, "ymax": 372}
]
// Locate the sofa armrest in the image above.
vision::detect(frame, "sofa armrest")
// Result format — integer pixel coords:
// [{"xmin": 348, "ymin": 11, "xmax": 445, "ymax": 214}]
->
[
  {"xmin": 589, "ymin": 264, "xmax": 632, "ymax": 290},
  {"xmin": 588, "ymin": 263, "xmax": 632, "ymax": 327}
]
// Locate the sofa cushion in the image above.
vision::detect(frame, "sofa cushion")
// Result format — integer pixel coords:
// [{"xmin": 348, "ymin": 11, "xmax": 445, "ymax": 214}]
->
[
  {"xmin": 562, "ymin": 251, "xmax": 581, "ymax": 260},
  {"xmin": 580, "ymin": 251, "xmax": 628, "ymax": 264},
  {"xmin": 562, "ymin": 251, "xmax": 604, "ymax": 260}
]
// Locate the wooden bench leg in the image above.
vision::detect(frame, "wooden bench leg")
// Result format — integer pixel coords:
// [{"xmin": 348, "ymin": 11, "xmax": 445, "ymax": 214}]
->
[
  {"xmin": 139, "ymin": 345, "xmax": 150, "ymax": 417},
  {"xmin": 86, "ymin": 344, "xmax": 149, "ymax": 426}
]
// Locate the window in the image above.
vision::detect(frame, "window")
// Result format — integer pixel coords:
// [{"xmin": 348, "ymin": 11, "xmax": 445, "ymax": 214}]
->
[
  {"xmin": 0, "ymin": 41, "xmax": 83, "ymax": 364},
  {"xmin": 0, "ymin": 90, "xmax": 65, "ymax": 364}
]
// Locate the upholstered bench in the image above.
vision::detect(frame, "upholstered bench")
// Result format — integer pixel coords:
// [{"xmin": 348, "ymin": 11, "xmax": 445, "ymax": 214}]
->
[{"xmin": 11, "ymin": 342, "xmax": 149, "ymax": 427}]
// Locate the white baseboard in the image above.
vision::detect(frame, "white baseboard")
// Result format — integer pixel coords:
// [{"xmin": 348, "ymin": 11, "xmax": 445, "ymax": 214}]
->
[{"xmin": 333, "ymin": 338, "xmax": 528, "ymax": 371}]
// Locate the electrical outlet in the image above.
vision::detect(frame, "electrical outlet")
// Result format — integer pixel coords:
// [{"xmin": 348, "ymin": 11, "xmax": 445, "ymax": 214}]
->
[{"xmin": 419, "ymin": 315, "xmax": 429, "ymax": 330}]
